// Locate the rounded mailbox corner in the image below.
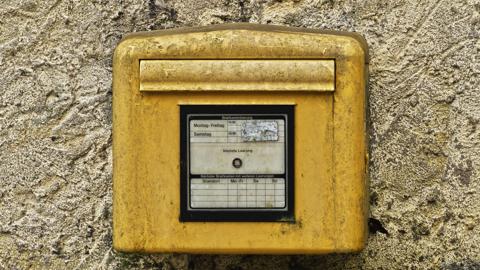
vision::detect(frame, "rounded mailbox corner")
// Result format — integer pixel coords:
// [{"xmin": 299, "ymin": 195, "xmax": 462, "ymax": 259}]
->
[
  {"xmin": 333, "ymin": 230, "xmax": 368, "ymax": 254},
  {"xmin": 339, "ymin": 243, "xmax": 367, "ymax": 254},
  {"xmin": 350, "ymin": 238, "xmax": 368, "ymax": 253},
  {"xmin": 338, "ymin": 35, "xmax": 369, "ymax": 65},
  {"xmin": 345, "ymin": 33, "xmax": 369, "ymax": 64},
  {"xmin": 113, "ymin": 38, "xmax": 129, "ymax": 61},
  {"xmin": 113, "ymin": 37, "xmax": 140, "ymax": 67},
  {"xmin": 112, "ymin": 238, "xmax": 135, "ymax": 253}
]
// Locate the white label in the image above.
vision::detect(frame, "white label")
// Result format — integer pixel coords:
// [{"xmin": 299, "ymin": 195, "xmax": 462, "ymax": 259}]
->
[{"xmin": 188, "ymin": 116, "xmax": 288, "ymax": 210}]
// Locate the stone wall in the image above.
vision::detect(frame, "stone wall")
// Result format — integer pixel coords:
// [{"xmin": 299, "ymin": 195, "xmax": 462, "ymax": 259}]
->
[{"xmin": 0, "ymin": 0, "xmax": 479, "ymax": 269}]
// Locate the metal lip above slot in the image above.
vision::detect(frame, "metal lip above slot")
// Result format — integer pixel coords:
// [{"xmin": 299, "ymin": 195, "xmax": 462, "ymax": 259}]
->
[{"xmin": 139, "ymin": 59, "xmax": 335, "ymax": 92}]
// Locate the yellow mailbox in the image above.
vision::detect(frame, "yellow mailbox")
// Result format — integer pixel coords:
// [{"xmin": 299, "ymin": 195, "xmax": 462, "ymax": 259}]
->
[{"xmin": 113, "ymin": 24, "xmax": 368, "ymax": 254}]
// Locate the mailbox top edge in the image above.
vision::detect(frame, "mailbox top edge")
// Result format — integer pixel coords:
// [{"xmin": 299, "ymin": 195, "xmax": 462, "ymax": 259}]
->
[{"xmin": 114, "ymin": 23, "xmax": 368, "ymax": 64}]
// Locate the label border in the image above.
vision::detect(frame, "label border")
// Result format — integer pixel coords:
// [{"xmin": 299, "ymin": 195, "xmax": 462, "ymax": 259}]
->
[{"xmin": 180, "ymin": 105, "xmax": 295, "ymax": 222}]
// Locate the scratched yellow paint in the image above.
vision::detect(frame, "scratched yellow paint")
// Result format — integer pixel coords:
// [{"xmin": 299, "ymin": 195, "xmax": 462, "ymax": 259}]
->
[{"xmin": 113, "ymin": 24, "xmax": 368, "ymax": 254}]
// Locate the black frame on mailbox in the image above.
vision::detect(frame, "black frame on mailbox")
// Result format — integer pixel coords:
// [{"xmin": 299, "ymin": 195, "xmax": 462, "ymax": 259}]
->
[{"xmin": 179, "ymin": 105, "xmax": 295, "ymax": 222}]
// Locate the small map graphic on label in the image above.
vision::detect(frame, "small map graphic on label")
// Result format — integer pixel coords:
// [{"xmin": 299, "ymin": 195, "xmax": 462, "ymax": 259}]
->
[{"xmin": 241, "ymin": 120, "xmax": 279, "ymax": 142}]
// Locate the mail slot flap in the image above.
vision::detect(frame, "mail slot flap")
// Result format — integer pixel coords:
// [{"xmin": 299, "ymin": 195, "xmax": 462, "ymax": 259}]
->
[{"xmin": 139, "ymin": 60, "xmax": 335, "ymax": 92}]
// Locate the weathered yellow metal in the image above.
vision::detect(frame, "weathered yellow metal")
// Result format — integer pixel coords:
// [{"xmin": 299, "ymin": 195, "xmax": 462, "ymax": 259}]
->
[
  {"xmin": 113, "ymin": 23, "xmax": 368, "ymax": 254},
  {"xmin": 140, "ymin": 60, "xmax": 335, "ymax": 91}
]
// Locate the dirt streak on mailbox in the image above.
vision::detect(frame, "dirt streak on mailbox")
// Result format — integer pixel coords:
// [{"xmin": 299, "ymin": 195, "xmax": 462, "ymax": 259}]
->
[{"xmin": 113, "ymin": 23, "xmax": 368, "ymax": 254}]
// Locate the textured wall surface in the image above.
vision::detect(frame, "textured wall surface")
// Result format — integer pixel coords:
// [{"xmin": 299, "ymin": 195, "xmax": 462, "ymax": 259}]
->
[{"xmin": 0, "ymin": 0, "xmax": 479, "ymax": 269}]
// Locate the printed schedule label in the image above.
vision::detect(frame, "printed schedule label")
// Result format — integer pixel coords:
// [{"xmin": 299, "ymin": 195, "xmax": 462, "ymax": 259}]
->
[
  {"xmin": 187, "ymin": 116, "xmax": 288, "ymax": 210},
  {"xmin": 190, "ymin": 178, "xmax": 286, "ymax": 209}
]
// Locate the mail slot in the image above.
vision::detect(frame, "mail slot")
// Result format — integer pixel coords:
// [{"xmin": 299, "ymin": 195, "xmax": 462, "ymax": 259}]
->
[
  {"xmin": 113, "ymin": 23, "xmax": 368, "ymax": 254},
  {"xmin": 139, "ymin": 60, "xmax": 335, "ymax": 91}
]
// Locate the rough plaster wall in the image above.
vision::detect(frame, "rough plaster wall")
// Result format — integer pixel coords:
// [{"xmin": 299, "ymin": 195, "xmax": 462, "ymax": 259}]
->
[{"xmin": 0, "ymin": 0, "xmax": 479, "ymax": 269}]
